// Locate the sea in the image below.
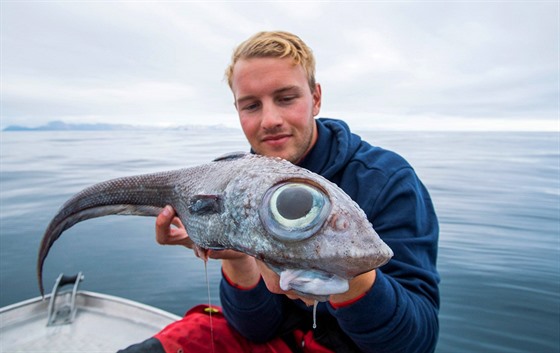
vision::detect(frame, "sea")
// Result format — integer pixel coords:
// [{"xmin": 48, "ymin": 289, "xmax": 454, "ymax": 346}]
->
[{"xmin": 0, "ymin": 129, "xmax": 558, "ymax": 353}]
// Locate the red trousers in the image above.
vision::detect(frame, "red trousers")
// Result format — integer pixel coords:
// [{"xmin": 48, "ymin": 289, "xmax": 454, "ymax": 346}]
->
[{"xmin": 154, "ymin": 305, "xmax": 334, "ymax": 353}]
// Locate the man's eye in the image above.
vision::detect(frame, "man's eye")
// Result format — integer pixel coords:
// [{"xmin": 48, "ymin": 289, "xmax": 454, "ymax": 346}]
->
[
  {"xmin": 243, "ymin": 103, "xmax": 260, "ymax": 111},
  {"xmin": 279, "ymin": 96, "xmax": 296, "ymax": 104}
]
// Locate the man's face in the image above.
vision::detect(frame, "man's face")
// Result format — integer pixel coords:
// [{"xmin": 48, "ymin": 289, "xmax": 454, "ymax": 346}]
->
[{"xmin": 231, "ymin": 57, "xmax": 321, "ymax": 163}]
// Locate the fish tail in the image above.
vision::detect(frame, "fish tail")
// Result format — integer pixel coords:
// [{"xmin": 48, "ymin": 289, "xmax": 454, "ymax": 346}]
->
[{"xmin": 37, "ymin": 170, "xmax": 182, "ymax": 296}]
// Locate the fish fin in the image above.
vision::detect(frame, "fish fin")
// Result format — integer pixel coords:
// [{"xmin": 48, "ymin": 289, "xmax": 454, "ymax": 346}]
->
[
  {"xmin": 188, "ymin": 195, "xmax": 222, "ymax": 214},
  {"xmin": 213, "ymin": 152, "xmax": 247, "ymax": 162},
  {"xmin": 194, "ymin": 245, "xmax": 210, "ymax": 262}
]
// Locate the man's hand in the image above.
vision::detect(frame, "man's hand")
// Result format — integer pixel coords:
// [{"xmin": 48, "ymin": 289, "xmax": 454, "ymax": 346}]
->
[
  {"xmin": 155, "ymin": 206, "xmax": 258, "ymax": 283},
  {"xmin": 329, "ymin": 270, "xmax": 376, "ymax": 305},
  {"xmin": 155, "ymin": 205, "xmax": 193, "ymax": 248},
  {"xmin": 156, "ymin": 205, "xmax": 248, "ymax": 258}
]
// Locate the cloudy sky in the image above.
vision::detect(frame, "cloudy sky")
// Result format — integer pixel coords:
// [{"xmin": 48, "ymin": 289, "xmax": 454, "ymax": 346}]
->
[{"xmin": 1, "ymin": 1, "xmax": 558, "ymax": 131}]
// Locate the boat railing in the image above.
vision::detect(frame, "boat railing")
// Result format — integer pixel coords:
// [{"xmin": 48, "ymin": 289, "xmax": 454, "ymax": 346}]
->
[{"xmin": 46, "ymin": 272, "xmax": 84, "ymax": 326}]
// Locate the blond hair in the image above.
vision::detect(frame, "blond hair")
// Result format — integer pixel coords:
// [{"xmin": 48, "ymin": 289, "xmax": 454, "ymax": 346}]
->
[{"xmin": 225, "ymin": 31, "xmax": 316, "ymax": 91}]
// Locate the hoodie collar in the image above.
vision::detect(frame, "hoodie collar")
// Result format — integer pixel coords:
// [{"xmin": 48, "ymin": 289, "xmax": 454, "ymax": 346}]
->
[{"xmin": 298, "ymin": 118, "xmax": 359, "ymax": 179}]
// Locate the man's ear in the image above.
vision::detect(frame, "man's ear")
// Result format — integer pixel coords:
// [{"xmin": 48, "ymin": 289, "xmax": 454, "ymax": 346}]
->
[{"xmin": 312, "ymin": 83, "xmax": 322, "ymax": 116}]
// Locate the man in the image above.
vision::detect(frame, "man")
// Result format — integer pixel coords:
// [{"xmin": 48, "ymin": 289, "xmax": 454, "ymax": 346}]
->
[{"xmin": 121, "ymin": 31, "xmax": 439, "ymax": 353}]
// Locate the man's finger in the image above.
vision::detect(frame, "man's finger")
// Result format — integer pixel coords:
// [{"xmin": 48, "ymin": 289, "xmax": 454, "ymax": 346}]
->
[{"xmin": 155, "ymin": 205, "xmax": 176, "ymax": 244}]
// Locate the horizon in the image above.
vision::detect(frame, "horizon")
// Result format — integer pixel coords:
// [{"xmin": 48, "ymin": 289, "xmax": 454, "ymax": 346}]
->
[{"xmin": 2, "ymin": 118, "xmax": 558, "ymax": 133}]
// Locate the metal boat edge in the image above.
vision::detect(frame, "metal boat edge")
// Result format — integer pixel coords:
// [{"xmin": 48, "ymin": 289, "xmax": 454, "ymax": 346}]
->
[{"xmin": 0, "ymin": 275, "xmax": 181, "ymax": 352}]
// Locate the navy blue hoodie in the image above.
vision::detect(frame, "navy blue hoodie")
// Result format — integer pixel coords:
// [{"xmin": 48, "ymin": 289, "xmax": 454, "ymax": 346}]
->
[{"xmin": 220, "ymin": 118, "xmax": 440, "ymax": 353}]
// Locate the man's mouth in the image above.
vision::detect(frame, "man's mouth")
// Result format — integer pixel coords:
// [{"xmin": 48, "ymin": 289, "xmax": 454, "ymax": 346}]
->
[{"xmin": 262, "ymin": 134, "xmax": 291, "ymax": 146}]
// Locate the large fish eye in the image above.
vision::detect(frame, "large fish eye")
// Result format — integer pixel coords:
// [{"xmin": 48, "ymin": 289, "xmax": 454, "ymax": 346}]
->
[{"xmin": 259, "ymin": 182, "xmax": 331, "ymax": 242}]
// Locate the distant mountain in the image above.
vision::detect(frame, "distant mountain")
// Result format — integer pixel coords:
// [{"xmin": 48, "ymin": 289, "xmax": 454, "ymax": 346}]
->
[
  {"xmin": 3, "ymin": 121, "xmax": 140, "ymax": 131},
  {"xmin": 2, "ymin": 121, "xmax": 237, "ymax": 131}
]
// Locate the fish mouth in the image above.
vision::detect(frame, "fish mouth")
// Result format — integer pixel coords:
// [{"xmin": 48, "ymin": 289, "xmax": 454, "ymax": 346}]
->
[{"xmin": 268, "ymin": 265, "xmax": 349, "ymax": 302}]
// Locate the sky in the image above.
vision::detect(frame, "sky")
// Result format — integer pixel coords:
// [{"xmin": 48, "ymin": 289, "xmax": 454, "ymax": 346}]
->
[{"xmin": 1, "ymin": 1, "xmax": 558, "ymax": 131}]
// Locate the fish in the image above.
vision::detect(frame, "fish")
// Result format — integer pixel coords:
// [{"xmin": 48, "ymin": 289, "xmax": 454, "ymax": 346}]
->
[{"xmin": 37, "ymin": 153, "xmax": 393, "ymax": 301}]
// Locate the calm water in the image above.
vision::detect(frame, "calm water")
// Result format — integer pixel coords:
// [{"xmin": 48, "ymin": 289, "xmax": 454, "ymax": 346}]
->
[{"xmin": 0, "ymin": 129, "xmax": 558, "ymax": 352}]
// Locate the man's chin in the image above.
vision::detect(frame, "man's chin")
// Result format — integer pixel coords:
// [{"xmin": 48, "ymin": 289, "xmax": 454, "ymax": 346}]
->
[{"xmin": 286, "ymin": 294, "xmax": 317, "ymax": 306}]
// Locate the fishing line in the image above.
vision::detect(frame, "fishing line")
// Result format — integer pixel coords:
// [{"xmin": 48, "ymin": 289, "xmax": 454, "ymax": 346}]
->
[{"xmin": 204, "ymin": 260, "xmax": 216, "ymax": 353}]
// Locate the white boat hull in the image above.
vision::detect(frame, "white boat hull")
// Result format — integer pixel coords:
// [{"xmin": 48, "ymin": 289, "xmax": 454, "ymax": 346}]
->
[{"xmin": 0, "ymin": 291, "xmax": 181, "ymax": 352}]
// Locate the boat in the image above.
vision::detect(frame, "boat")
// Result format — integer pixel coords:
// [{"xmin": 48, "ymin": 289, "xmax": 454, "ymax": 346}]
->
[{"xmin": 0, "ymin": 273, "xmax": 181, "ymax": 352}]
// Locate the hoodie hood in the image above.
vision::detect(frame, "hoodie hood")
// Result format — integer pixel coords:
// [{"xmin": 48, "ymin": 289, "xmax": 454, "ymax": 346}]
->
[{"xmin": 298, "ymin": 118, "xmax": 362, "ymax": 179}]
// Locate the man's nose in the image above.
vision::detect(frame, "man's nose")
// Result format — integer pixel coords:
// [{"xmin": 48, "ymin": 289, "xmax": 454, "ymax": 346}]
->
[{"xmin": 261, "ymin": 103, "xmax": 283, "ymax": 129}]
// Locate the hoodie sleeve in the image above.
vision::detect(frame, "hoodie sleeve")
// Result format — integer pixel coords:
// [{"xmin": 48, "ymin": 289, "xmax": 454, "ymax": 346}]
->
[
  {"xmin": 220, "ymin": 276, "xmax": 287, "ymax": 343},
  {"xmin": 328, "ymin": 165, "xmax": 440, "ymax": 353}
]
